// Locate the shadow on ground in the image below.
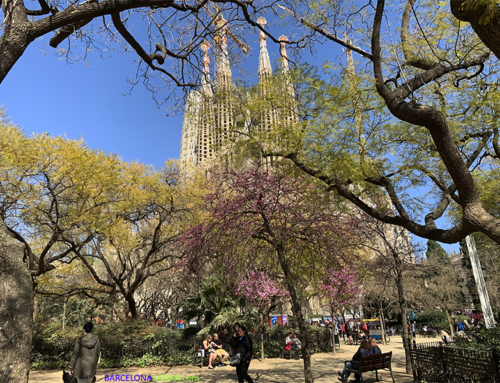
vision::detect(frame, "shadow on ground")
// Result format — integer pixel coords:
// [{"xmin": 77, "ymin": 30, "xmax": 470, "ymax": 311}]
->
[{"xmin": 30, "ymin": 338, "xmax": 418, "ymax": 382}]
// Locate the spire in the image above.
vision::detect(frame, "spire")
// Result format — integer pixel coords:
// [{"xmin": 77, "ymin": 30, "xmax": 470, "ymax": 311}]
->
[
  {"xmin": 257, "ymin": 16, "xmax": 272, "ymax": 78},
  {"xmin": 279, "ymin": 35, "xmax": 289, "ymax": 72},
  {"xmin": 200, "ymin": 40, "xmax": 212, "ymax": 97},
  {"xmin": 214, "ymin": 14, "xmax": 232, "ymax": 87}
]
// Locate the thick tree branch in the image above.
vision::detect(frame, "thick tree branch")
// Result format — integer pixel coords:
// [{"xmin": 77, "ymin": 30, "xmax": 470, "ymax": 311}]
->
[
  {"xmin": 111, "ymin": 12, "xmax": 195, "ymax": 87},
  {"xmin": 275, "ymin": 3, "xmax": 373, "ymax": 60},
  {"xmin": 278, "ymin": 152, "xmax": 470, "ymax": 243},
  {"xmin": 25, "ymin": 0, "xmax": 57, "ymax": 16},
  {"xmin": 365, "ymin": 175, "xmax": 411, "ymax": 220},
  {"xmin": 493, "ymin": 128, "xmax": 500, "ymax": 158},
  {"xmin": 450, "ymin": 0, "xmax": 500, "ymax": 61},
  {"xmin": 73, "ymin": 246, "xmax": 115, "ymax": 288},
  {"xmin": 49, "ymin": 17, "xmax": 93, "ymax": 48},
  {"xmin": 401, "ymin": 0, "xmax": 434, "ymax": 69},
  {"xmin": 31, "ymin": 0, "xmax": 176, "ymax": 38}
]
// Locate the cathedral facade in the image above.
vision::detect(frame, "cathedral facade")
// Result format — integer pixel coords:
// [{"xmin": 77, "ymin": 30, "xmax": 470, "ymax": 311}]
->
[{"xmin": 179, "ymin": 16, "xmax": 298, "ymax": 171}]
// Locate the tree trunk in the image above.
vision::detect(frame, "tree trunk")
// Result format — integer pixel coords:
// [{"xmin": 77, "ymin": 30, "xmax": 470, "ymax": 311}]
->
[
  {"xmin": 125, "ymin": 293, "xmax": 138, "ymax": 318},
  {"xmin": 62, "ymin": 301, "xmax": 66, "ymax": 330},
  {"xmin": 0, "ymin": 0, "xmax": 33, "ymax": 84},
  {"xmin": 396, "ymin": 272, "xmax": 412, "ymax": 374},
  {"xmin": 450, "ymin": 0, "xmax": 500, "ymax": 61},
  {"xmin": 259, "ymin": 312, "xmax": 265, "ymax": 361},
  {"xmin": 444, "ymin": 309, "xmax": 454, "ymax": 337},
  {"xmin": 379, "ymin": 304, "xmax": 387, "ymax": 346},
  {"xmin": 0, "ymin": 219, "xmax": 32, "ymax": 383},
  {"xmin": 277, "ymin": 246, "xmax": 314, "ymax": 383},
  {"xmin": 331, "ymin": 309, "xmax": 336, "ymax": 355}
]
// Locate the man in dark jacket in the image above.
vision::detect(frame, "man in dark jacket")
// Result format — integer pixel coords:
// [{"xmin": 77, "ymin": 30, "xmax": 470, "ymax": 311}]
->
[
  {"xmin": 370, "ymin": 338, "xmax": 382, "ymax": 355},
  {"xmin": 69, "ymin": 321, "xmax": 101, "ymax": 383},
  {"xmin": 229, "ymin": 325, "xmax": 254, "ymax": 383}
]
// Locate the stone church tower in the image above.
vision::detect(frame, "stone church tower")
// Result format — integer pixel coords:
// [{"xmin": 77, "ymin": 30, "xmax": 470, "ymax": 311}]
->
[{"xmin": 179, "ymin": 16, "xmax": 298, "ymax": 171}]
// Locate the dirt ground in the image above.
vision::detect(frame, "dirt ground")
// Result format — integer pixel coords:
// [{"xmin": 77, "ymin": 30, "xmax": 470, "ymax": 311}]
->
[{"xmin": 29, "ymin": 337, "xmax": 425, "ymax": 383}]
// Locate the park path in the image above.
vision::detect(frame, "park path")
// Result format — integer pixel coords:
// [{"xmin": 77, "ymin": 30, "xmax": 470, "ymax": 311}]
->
[{"xmin": 29, "ymin": 338, "xmax": 422, "ymax": 382}]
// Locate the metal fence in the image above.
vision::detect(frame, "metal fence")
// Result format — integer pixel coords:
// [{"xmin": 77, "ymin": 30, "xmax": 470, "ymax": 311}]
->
[{"xmin": 410, "ymin": 342, "xmax": 500, "ymax": 383}]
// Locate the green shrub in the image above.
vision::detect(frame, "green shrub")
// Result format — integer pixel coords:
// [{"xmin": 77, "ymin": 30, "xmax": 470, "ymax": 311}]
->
[
  {"xmin": 454, "ymin": 327, "xmax": 500, "ymax": 350},
  {"xmin": 31, "ymin": 319, "xmax": 333, "ymax": 370},
  {"xmin": 415, "ymin": 311, "xmax": 449, "ymax": 329}
]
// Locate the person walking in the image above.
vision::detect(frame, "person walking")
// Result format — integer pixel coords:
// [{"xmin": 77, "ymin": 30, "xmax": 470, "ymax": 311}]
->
[
  {"xmin": 69, "ymin": 321, "xmax": 101, "ymax": 383},
  {"xmin": 230, "ymin": 325, "xmax": 254, "ymax": 383}
]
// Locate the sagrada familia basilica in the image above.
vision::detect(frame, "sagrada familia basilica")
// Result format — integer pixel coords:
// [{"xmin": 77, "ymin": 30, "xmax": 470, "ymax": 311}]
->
[{"xmin": 179, "ymin": 16, "xmax": 298, "ymax": 171}]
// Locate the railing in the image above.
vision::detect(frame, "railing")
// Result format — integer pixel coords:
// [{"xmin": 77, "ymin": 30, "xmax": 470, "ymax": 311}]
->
[{"xmin": 410, "ymin": 342, "xmax": 500, "ymax": 383}]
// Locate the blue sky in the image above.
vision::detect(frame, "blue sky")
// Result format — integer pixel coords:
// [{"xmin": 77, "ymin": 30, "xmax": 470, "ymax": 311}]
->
[
  {"xmin": 0, "ymin": 21, "xmax": 459, "ymax": 255},
  {"xmin": 0, "ymin": 28, "xmax": 290, "ymax": 169},
  {"xmin": 1, "ymin": 35, "xmax": 184, "ymax": 168}
]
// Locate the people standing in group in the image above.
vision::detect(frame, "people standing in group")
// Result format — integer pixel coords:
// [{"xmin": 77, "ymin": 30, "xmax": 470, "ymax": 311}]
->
[
  {"xmin": 338, "ymin": 339, "xmax": 373, "ymax": 383},
  {"xmin": 230, "ymin": 325, "xmax": 254, "ymax": 383},
  {"xmin": 213, "ymin": 333, "xmax": 229, "ymax": 367},
  {"xmin": 69, "ymin": 321, "xmax": 101, "ymax": 383}
]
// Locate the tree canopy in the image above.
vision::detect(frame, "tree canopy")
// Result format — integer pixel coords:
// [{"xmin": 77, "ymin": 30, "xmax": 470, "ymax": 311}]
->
[
  {"xmin": 234, "ymin": 0, "xmax": 500, "ymax": 247},
  {"xmin": 426, "ymin": 240, "xmax": 452, "ymax": 266}
]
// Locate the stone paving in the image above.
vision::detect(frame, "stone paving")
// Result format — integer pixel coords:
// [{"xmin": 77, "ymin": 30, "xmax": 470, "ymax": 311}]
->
[{"xmin": 29, "ymin": 337, "xmax": 423, "ymax": 382}]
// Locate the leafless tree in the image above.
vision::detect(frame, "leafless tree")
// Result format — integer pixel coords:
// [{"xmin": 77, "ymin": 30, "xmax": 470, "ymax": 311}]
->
[{"xmin": 361, "ymin": 211, "xmax": 420, "ymax": 374}]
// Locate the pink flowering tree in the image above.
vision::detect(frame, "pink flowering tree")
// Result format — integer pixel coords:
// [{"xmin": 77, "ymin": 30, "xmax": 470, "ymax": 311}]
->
[
  {"xmin": 179, "ymin": 161, "xmax": 361, "ymax": 383},
  {"xmin": 234, "ymin": 271, "xmax": 290, "ymax": 310},
  {"xmin": 321, "ymin": 268, "xmax": 361, "ymax": 312},
  {"xmin": 234, "ymin": 270, "xmax": 290, "ymax": 360},
  {"xmin": 320, "ymin": 267, "xmax": 361, "ymax": 353}
]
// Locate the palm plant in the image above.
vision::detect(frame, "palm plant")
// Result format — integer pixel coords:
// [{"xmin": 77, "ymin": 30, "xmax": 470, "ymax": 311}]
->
[{"xmin": 177, "ymin": 277, "xmax": 247, "ymax": 335}]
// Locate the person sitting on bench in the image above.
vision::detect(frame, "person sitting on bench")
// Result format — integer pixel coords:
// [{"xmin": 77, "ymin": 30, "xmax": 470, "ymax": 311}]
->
[
  {"xmin": 338, "ymin": 339, "xmax": 373, "ymax": 383},
  {"xmin": 291, "ymin": 333, "xmax": 301, "ymax": 360},
  {"xmin": 370, "ymin": 338, "xmax": 382, "ymax": 355}
]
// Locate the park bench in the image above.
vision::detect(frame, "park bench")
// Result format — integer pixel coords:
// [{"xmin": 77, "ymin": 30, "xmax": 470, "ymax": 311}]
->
[
  {"xmin": 344, "ymin": 351, "xmax": 396, "ymax": 383},
  {"xmin": 193, "ymin": 345, "xmax": 205, "ymax": 368},
  {"xmin": 419, "ymin": 330, "xmax": 436, "ymax": 338}
]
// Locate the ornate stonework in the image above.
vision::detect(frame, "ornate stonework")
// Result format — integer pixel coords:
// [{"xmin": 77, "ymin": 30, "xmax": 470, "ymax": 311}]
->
[{"xmin": 179, "ymin": 19, "xmax": 298, "ymax": 171}]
